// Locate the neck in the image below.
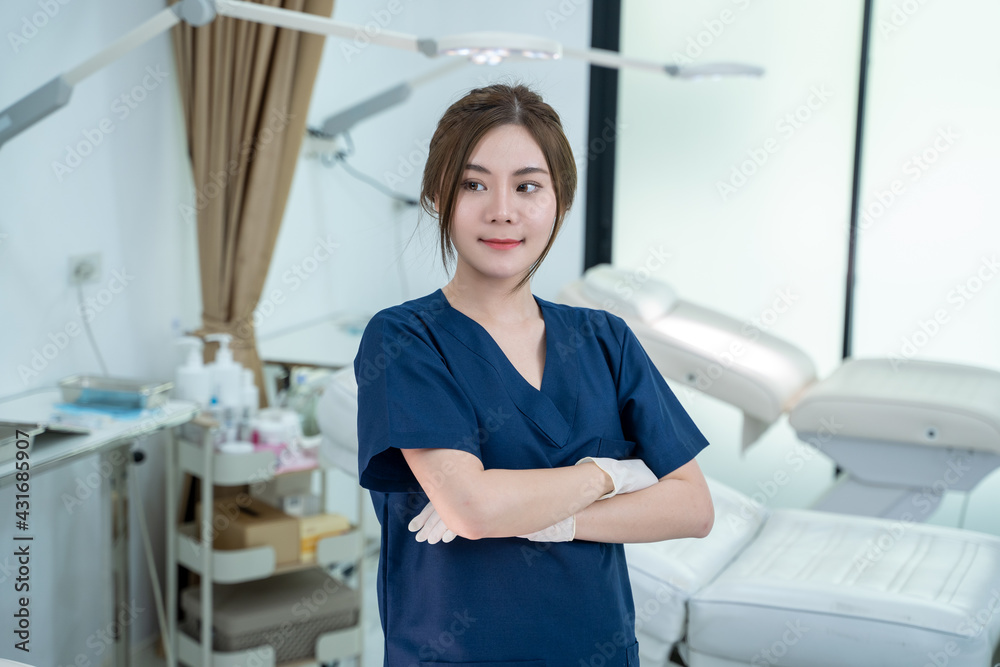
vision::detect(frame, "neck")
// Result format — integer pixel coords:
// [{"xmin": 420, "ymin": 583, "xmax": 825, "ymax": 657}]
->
[{"xmin": 442, "ymin": 268, "xmax": 537, "ymax": 326}]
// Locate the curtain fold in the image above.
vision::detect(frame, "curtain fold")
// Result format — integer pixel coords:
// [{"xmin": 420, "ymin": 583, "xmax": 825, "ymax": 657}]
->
[{"xmin": 170, "ymin": 0, "xmax": 334, "ymax": 405}]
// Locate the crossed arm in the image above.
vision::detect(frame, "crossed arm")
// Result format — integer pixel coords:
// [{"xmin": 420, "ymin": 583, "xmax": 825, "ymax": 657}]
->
[{"xmin": 400, "ymin": 447, "xmax": 714, "ymax": 543}]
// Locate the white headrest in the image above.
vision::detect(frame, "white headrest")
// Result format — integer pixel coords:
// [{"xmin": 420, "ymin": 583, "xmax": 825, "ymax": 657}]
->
[
  {"xmin": 790, "ymin": 357, "xmax": 1000, "ymax": 454},
  {"xmin": 580, "ymin": 264, "xmax": 678, "ymax": 323}
]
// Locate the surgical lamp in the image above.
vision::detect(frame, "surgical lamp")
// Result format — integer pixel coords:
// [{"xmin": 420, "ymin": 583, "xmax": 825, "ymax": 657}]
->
[
  {"xmin": 313, "ymin": 54, "xmax": 763, "ymax": 140},
  {"xmin": 0, "ymin": 0, "xmax": 763, "ymax": 150}
]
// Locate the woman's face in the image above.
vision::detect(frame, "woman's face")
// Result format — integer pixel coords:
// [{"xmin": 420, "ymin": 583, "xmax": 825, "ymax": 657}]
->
[{"xmin": 447, "ymin": 124, "xmax": 557, "ymax": 286}]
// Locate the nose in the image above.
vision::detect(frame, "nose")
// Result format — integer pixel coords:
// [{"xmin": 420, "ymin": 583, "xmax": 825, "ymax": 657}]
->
[{"xmin": 489, "ymin": 186, "xmax": 513, "ymax": 223}]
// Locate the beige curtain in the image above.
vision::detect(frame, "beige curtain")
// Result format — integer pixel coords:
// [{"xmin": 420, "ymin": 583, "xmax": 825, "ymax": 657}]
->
[{"xmin": 171, "ymin": 0, "xmax": 334, "ymax": 405}]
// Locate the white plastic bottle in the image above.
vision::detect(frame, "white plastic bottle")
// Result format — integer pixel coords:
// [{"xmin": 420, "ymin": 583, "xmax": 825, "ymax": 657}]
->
[
  {"xmin": 241, "ymin": 368, "xmax": 259, "ymax": 416},
  {"xmin": 206, "ymin": 333, "xmax": 243, "ymax": 410},
  {"xmin": 238, "ymin": 368, "xmax": 260, "ymax": 441},
  {"xmin": 174, "ymin": 337, "xmax": 211, "ymax": 407}
]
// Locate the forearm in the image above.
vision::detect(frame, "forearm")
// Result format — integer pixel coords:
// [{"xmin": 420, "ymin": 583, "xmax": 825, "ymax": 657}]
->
[
  {"xmin": 572, "ymin": 476, "xmax": 714, "ymax": 543},
  {"xmin": 458, "ymin": 464, "xmax": 612, "ymax": 539}
]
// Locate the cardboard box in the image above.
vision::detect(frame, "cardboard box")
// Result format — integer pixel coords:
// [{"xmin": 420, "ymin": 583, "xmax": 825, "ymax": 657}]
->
[
  {"xmin": 249, "ymin": 468, "xmax": 314, "ymax": 498},
  {"xmin": 195, "ymin": 496, "xmax": 301, "ymax": 566},
  {"xmin": 299, "ymin": 513, "xmax": 352, "ymax": 562}
]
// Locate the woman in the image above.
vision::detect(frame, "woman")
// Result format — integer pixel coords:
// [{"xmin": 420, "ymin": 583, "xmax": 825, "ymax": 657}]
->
[{"xmin": 355, "ymin": 83, "xmax": 713, "ymax": 667}]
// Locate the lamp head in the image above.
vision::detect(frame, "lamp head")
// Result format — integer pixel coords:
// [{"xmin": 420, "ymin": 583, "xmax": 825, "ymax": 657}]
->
[{"xmin": 435, "ymin": 32, "xmax": 562, "ymax": 65}]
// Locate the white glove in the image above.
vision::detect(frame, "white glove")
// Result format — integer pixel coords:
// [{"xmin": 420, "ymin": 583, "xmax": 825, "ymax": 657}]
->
[
  {"xmin": 576, "ymin": 457, "xmax": 658, "ymax": 500},
  {"xmin": 410, "ymin": 500, "xmax": 575, "ymax": 543},
  {"xmin": 408, "ymin": 501, "xmax": 457, "ymax": 544},
  {"xmin": 518, "ymin": 515, "xmax": 576, "ymax": 542}
]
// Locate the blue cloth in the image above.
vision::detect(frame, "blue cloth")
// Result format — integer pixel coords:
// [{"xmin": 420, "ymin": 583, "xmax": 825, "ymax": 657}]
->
[
  {"xmin": 355, "ymin": 289, "xmax": 709, "ymax": 666},
  {"xmin": 53, "ymin": 402, "xmax": 147, "ymax": 420}
]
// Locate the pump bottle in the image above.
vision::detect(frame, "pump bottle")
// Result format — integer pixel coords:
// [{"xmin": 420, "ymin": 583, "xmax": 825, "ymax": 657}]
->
[
  {"xmin": 174, "ymin": 336, "xmax": 211, "ymax": 407},
  {"xmin": 206, "ymin": 333, "xmax": 243, "ymax": 410}
]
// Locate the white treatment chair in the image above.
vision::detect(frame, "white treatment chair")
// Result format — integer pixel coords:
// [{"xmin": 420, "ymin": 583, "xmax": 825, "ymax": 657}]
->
[
  {"xmin": 559, "ymin": 264, "xmax": 1000, "ymax": 521},
  {"xmin": 316, "ymin": 368, "xmax": 1000, "ymax": 667},
  {"xmin": 628, "ymin": 477, "xmax": 1000, "ymax": 667}
]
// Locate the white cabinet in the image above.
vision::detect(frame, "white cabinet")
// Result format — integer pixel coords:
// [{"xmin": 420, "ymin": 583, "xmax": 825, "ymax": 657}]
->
[{"xmin": 165, "ymin": 418, "xmax": 365, "ymax": 667}]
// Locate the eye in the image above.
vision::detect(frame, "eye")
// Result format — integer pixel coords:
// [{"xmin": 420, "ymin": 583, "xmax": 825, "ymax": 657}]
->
[
  {"xmin": 462, "ymin": 180, "xmax": 485, "ymax": 192},
  {"xmin": 518, "ymin": 183, "xmax": 541, "ymax": 193}
]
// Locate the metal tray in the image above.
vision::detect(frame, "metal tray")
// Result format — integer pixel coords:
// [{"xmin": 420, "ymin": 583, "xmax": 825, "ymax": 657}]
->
[{"xmin": 59, "ymin": 375, "xmax": 173, "ymax": 409}]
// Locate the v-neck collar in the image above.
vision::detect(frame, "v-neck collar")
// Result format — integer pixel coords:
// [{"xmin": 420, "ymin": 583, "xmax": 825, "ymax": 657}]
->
[{"xmin": 432, "ymin": 289, "xmax": 579, "ymax": 448}]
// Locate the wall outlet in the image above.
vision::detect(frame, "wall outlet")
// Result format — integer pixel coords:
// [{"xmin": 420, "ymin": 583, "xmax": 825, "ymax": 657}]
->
[{"xmin": 68, "ymin": 252, "xmax": 101, "ymax": 286}]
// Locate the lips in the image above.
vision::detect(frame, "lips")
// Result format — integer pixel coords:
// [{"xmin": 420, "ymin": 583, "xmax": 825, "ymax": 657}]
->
[{"xmin": 481, "ymin": 238, "xmax": 522, "ymax": 250}]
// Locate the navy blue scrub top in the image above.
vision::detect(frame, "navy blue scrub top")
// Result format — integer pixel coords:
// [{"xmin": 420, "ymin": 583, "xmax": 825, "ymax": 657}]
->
[{"xmin": 354, "ymin": 289, "xmax": 709, "ymax": 667}]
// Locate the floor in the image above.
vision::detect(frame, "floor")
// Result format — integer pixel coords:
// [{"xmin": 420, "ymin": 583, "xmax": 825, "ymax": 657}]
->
[{"xmin": 136, "ymin": 550, "xmax": 384, "ymax": 667}]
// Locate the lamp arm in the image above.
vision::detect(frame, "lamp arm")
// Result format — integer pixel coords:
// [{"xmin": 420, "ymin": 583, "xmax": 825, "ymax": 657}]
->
[
  {"xmin": 0, "ymin": 77, "xmax": 73, "ymax": 149},
  {"xmin": 317, "ymin": 59, "xmax": 465, "ymax": 137},
  {"xmin": 319, "ymin": 84, "xmax": 412, "ymax": 137},
  {"xmin": 215, "ymin": 0, "xmax": 423, "ymax": 52},
  {"xmin": 0, "ymin": 0, "xmax": 213, "ymax": 150},
  {"xmin": 563, "ymin": 46, "xmax": 667, "ymax": 74},
  {"xmin": 564, "ymin": 46, "xmax": 764, "ymax": 79}
]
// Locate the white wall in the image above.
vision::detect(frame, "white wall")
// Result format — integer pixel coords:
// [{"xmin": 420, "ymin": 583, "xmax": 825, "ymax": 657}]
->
[
  {"xmin": 616, "ymin": 0, "xmax": 1000, "ymax": 536},
  {"xmin": 0, "ymin": 0, "xmax": 197, "ymax": 664},
  {"xmin": 854, "ymin": 0, "xmax": 1000, "ymax": 370}
]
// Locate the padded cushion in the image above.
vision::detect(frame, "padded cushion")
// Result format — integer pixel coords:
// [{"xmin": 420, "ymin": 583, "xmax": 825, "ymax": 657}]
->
[
  {"xmin": 789, "ymin": 357, "xmax": 1000, "ymax": 454},
  {"xmin": 625, "ymin": 478, "xmax": 768, "ymax": 661},
  {"xmin": 688, "ymin": 509, "xmax": 1000, "ymax": 666},
  {"xmin": 580, "ymin": 263, "xmax": 679, "ymax": 323},
  {"xmin": 560, "ymin": 265, "xmax": 817, "ymax": 425}
]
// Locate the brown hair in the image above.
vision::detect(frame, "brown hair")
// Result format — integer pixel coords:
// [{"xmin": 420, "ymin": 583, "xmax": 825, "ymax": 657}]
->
[{"xmin": 420, "ymin": 82, "xmax": 578, "ymax": 292}]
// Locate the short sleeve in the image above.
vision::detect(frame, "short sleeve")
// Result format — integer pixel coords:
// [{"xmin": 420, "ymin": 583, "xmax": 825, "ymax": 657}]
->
[
  {"xmin": 354, "ymin": 311, "xmax": 483, "ymax": 492},
  {"xmin": 612, "ymin": 316, "xmax": 709, "ymax": 478}
]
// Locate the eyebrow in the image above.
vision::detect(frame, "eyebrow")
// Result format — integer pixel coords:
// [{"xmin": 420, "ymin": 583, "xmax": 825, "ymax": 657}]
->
[{"xmin": 465, "ymin": 163, "xmax": 549, "ymax": 177}]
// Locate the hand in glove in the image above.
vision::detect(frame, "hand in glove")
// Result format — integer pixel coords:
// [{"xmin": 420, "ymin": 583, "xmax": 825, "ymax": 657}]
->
[
  {"xmin": 409, "ymin": 499, "xmax": 575, "ymax": 543},
  {"xmin": 408, "ymin": 501, "xmax": 457, "ymax": 544},
  {"xmin": 517, "ymin": 515, "xmax": 576, "ymax": 542},
  {"xmin": 408, "ymin": 456, "xmax": 658, "ymax": 544},
  {"xmin": 576, "ymin": 457, "xmax": 658, "ymax": 500},
  {"xmin": 520, "ymin": 458, "xmax": 658, "ymax": 540}
]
